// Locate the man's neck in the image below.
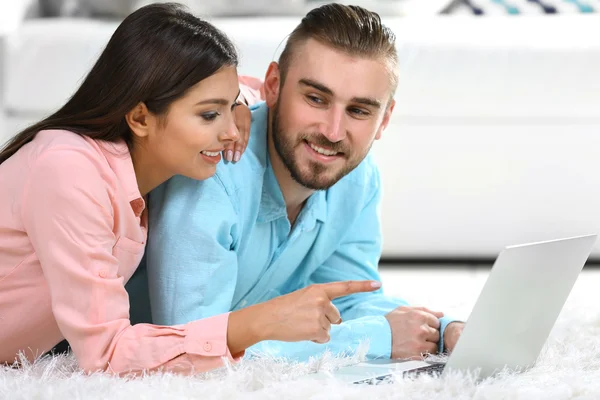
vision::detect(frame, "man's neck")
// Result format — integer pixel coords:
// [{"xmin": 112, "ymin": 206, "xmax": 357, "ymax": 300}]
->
[{"xmin": 267, "ymin": 112, "xmax": 314, "ymax": 225}]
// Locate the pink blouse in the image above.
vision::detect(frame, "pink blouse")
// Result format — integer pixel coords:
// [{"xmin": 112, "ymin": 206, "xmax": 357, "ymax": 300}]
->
[{"xmin": 0, "ymin": 129, "xmax": 240, "ymax": 375}]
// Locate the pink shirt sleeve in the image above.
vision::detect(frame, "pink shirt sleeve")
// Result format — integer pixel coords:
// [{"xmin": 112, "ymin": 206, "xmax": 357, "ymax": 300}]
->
[
  {"xmin": 238, "ymin": 75, "xmax": 266, "ymax": 105},
  {"xmin": 21, "ymin": 148, "xmax": 241, "ymax": 375}
]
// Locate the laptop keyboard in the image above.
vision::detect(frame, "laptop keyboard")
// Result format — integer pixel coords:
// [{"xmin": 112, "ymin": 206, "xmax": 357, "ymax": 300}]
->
[
  {"xmin": 353, "ymin": 362, "xmax": 446, "ymax": 385},
  {"xmin": 405, "ymin": 362, "xmax": 446, "ymax": 376}
]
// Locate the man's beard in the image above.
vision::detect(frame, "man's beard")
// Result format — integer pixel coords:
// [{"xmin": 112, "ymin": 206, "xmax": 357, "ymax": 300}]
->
[{"xmin": 271, "ymin": 102, "xmax": 368, "ymax": 191}]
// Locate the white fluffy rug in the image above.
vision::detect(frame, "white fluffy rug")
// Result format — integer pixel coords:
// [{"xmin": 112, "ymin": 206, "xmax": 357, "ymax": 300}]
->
[{"xmin": 2, "ymin": 268, "xmax": 600, "ymax": 399}]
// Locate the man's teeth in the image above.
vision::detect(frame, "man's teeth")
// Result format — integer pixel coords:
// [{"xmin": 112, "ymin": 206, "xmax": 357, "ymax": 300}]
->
[
  {"xmin": 201, "ymin": 150, "xmax": 220, "ymax": 157},
  {"xmin": 309, "ymin": 143, "xmax": 338, "ymax": 156}
]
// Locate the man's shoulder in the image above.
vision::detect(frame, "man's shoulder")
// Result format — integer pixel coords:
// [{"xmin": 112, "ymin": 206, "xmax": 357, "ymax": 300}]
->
[
  {"xmin": 151, "ymin": 173, "xmax": 233, "ymax": 213},
  {"xmin": 213, "ymin": 157, "xmax": 264, "ymax": 198},
  {"xmin": 212, "ymin": 102, "xmax": 269, "ymax": 190},
  {"xmin": 245, "ymin": 101, "xmax": 269, "ymax": 162}
]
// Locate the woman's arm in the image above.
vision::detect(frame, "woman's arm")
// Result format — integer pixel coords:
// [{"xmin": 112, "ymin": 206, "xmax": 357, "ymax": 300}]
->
[
  {"xmin": 238, "ymin": 75, "xmax": 265, "ymax": 106},
  {"xmin": 21, "ymin": 148, "xmax": 245, "ymax": 375}
]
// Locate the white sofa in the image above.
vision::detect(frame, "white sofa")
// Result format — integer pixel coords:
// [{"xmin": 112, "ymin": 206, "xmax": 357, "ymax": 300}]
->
[{"xmin": 2, "ymin": 5, "xmax": 600, "ymax": 260}]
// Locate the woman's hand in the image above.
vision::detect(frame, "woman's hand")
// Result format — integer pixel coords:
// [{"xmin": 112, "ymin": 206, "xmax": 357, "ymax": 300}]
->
[
  {"xmin": 223, "ymin": 102, "xmax": 251, "ymax": 163},
  {"xmin": 226, "ymin": 280, "xmax": 382, "ymax": 354}
]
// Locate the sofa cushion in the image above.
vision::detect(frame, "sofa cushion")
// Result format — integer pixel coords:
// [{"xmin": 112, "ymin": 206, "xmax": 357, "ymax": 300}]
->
[
  {"xmin": 4, "ymin": 19, "xmax": 118, "ymax": 115},
  {"xmin": 38, "ymin": 0, "xmax": 138, "ymax": 17},
  {"xmin": 4, "ymin": 15, "xmax": 600, "ymax": 119}
]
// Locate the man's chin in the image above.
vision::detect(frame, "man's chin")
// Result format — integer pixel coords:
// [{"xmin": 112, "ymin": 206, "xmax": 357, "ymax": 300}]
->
[
  {"xmin": 300, "ymin": 180, "xmax": 334, "ymax": 191},
  {"xmin": 293, "ymin": 170, "xmax": 341, "ymax": 191}
]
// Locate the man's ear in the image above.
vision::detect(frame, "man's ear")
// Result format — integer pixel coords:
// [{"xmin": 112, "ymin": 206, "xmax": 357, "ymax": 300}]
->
[
  {"xmin": 125, "ymin": 102, "xmax": 153, "ymax": 139},
  {"xmin": 264, "ymin": 61, "xmax": 281, "ymax": 108},
  {"xmin": 375, "ymin": 99, "xmax": 395, "ymax": 140}
]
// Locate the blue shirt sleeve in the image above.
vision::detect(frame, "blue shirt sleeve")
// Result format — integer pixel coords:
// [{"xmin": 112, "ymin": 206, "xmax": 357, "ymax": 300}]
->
[
  {"xmin": 245, "ymin": 315, "xmax": 392, "ymax": 361},
  {"xmin": 145, "ymin": 174, "xmax": 239, "ymax": 326}
]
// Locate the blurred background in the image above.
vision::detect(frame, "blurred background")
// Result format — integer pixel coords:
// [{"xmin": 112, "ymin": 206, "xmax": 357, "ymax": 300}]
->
[{"xmin": 1, "ymin": 0, "xmax": 599, "ymax": 275}]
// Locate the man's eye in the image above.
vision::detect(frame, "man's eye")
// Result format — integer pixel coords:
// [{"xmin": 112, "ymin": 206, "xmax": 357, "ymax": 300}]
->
[
  {"xmin": 348, "ymin": 108, "xmax": 369, "ymax": 117},
  {"xmin": 306, "ymin": 95, "xmax": 324, "ymax": 104}
]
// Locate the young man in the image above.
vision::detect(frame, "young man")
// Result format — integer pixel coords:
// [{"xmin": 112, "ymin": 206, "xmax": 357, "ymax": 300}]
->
[{"xmin": 142, "ymin": 3, "xmax": 464, "ymax": 361}]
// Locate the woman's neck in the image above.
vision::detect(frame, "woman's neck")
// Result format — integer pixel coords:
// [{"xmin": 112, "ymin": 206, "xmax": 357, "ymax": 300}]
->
[{"xmin": 130, "ymin": 145, "xmax": 172, "ymax": 197}]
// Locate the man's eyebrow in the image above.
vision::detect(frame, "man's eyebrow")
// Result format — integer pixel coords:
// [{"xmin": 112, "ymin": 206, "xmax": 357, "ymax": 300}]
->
[
  {"xmin": 299, "ymin": 78, "xmax": 381, "ymax": 109},
  {"xmin": 299, "ymin": 78, "xmax": 333, "ymax": 96},
  {"xmin": 351, "ymin": 97, "xmax": 381, "ymax": 109}
]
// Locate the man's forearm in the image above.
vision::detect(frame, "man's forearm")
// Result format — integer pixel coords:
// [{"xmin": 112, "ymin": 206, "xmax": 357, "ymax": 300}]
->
[{"xmin": 245, "ymin": 315, "xmax": 393, "ymax": 361}]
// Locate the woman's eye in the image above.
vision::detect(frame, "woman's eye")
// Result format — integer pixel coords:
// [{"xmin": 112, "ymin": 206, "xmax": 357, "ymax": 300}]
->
[{"xmin": 200, "ymin": 111, "xmax": 220, "ymax": 122}]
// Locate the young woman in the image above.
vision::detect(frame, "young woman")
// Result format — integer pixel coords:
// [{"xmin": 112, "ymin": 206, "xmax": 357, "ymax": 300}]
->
[{"xmin": 0, "ymin": 3, "xmax": 379, "ymax": 376}]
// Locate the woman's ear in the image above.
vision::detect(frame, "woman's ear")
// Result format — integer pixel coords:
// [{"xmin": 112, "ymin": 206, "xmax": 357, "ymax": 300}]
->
[
  {"xmin": 125, "ymin": 102, "xmax": 153, "ymax": 139},
  {"xmin": 263, "ymin": 62, "xmax": 281, "ymax": 108}
]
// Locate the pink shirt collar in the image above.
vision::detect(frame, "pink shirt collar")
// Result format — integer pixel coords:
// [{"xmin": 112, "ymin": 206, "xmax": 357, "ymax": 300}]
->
[{"xmin": 95, "ymin": 139, "xmax": 145, "ymax": 217}]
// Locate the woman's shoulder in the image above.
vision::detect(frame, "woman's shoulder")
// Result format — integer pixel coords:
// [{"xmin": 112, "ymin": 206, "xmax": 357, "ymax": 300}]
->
[
  {"xmin": 31, "ymin": 129, "xmax": 102, "ymax": 156},
  {"xmin": 25, "ymin": 129, "xmax": 127, "ymax": 170},
  {"xmin": 15, "ymin": 130, "xmax": 122, "ymax": 189}
]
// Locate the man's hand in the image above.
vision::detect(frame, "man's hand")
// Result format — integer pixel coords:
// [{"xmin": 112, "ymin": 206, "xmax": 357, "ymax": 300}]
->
[
  {"xmin": 385, "ymin": 306, "xmax": 444, "ymax": 359},
  {"xmin": 443, "ymin": 321, "xmax": 465, "ymax": 353}
]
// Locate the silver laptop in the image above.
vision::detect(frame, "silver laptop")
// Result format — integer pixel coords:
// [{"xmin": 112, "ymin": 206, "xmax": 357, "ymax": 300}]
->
[{"xmin": 325, "ymin": 234, "xmax": 597, "ymax": 384}]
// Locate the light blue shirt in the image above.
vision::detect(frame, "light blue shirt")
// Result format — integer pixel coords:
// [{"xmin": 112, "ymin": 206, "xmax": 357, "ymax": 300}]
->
[{"xmin": 145, "ymin": 102, "xmax": 454, "ymax": 361}]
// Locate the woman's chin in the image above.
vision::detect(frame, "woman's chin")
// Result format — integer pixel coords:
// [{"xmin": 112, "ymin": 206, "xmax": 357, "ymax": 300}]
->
[{"xmin": 184, "ymin": 165, "xmax": 217, "ymax": 182}]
